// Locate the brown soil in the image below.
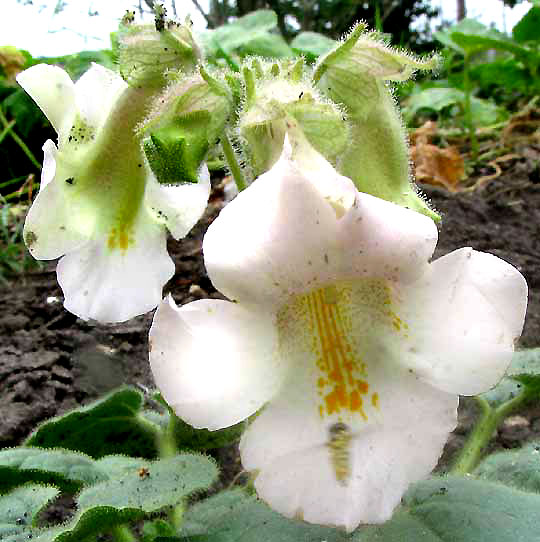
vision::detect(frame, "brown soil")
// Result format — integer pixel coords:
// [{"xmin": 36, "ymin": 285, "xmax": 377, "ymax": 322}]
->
[{"xmin": 1, "ymin": 160, "xmax": 539, "ymax": 475}]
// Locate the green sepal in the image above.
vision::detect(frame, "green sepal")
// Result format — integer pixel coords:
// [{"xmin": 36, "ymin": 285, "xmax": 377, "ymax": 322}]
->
[
  {"xmin": 144, "ymin": 112, "xmax": 211, "ymax": 185},
  {"xmin": 142, "ymin": 69, "xmax": 233, "ymax": 183},
  {"xmin": 116, "ymin": 21, "xmax": 201, "ymax": 88},
  {"xmin": 239, "ymin": 69, "xmax": 349, "ymax": 177},
  {"xmin": 313, "ymin": 24, "xmax": 439, "ymax": 221}
]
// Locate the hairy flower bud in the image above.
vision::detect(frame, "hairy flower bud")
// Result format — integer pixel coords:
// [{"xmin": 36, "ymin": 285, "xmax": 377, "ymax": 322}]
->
[
  {"xmin": 141, "ymin": 68, "xmax": 232, "ymax": 184},
  {"xmin": 238, "ymin": 62, "xmax": 348, "ymax": 177},
  {"xmin": 116, "ymin": 18, "xmax": 202, "ymax": 88},
  {"xmin": 314, "ymin": 24, "xmax": 439, "ymax": 220}
]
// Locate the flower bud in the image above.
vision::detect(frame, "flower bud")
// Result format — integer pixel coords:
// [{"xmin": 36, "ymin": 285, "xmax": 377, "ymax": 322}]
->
[
  {"xmin": 238, "ymin": 62, "xmax": 348, "ymax": 177},
  {"xmin": 116, "ymin": 17, "xmax": 202, "ymax": 89},
  {"xmin": 141, "ymin": 68, "xmax": 232, "ymax": 184},
  {"xmin": 314, "ymin": 24, "xmax": 439, "ymax": 220}
]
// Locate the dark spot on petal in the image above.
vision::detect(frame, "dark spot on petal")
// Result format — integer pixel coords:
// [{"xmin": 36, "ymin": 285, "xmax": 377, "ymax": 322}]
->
[{"xmin": 65, "ymin": 177, "xmax": 74, "ymax": 185}]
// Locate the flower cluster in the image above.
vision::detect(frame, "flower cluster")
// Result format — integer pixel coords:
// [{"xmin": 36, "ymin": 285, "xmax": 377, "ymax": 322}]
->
[{"xmin": 17, "ymin": 17, "xmax": 528, "ymax": 534}]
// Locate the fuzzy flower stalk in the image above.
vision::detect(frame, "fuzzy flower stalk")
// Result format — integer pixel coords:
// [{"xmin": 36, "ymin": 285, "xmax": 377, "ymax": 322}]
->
[
  {"xmin": 17, "ymin": 17, "xmax": 210, "ymax": 323},
  {"xmin": 149, "ymin": 137, "xmax": 527, "ymax": 531}
]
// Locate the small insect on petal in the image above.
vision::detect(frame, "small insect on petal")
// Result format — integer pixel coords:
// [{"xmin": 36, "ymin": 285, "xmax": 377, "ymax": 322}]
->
[{"xmin": 327, "ymin": 422, "xmax": 353, "ymax": 486}]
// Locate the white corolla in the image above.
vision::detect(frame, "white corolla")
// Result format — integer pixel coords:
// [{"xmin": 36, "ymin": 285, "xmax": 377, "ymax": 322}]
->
[
  {"xmin": 17, "ymin": 63, "xmax": 210, "ymax": 323},
  {"xmin": 149, "ymin": 138, "xmax": 527, "ymax": 531}
]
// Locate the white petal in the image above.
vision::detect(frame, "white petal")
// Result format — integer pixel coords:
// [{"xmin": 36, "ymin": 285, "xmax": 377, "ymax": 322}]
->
[
  {"xmin": 149, "ymin": 297, "xmax": 284, "ymax": 430},
  {"xmin": 23, "ymin": 141, "xmax": 92, "ymax": 260},
  {"xmin": 398, "ymin": 248, "xmax": 528, "ymax": 395},
  {"xmin": 16, "ymin": 64, "xmax": 76, "ymax": 136},
  {"xmin": 56, "ymin": 212, "xmax": 173, "ymax": 323},
  {"xmin": 144, "ymin": 164, "xmax": 211, "ymax": 240},
  {"xmin": 74, "ymin": 63, "xmax": 127, "ymax": 132},
  {"xmin": 40, "ymin": 139, "xmax": 57, "ymax": 190},
  {"xmin": 204, "ymin": 145, "xmax": 437, "ymax": 309},
  {"xmin": 240, "ymin": 359, "xmax": 457, "ymax": 530}
]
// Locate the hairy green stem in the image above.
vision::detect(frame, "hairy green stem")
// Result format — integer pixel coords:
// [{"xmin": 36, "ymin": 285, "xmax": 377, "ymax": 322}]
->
[
  {"xmin": 111, "ymin": 525, "xmax": 136, "ymax": 542},
  {"xmin": 451, "ymin": 390, "xmax": 532, "ymax": 475},
  {"xmin": 158, "ymin": 410, "xmax": 185, "ymax": 530},
  {"xmin": 0, "ymin": 107, "xmax": 41, "ymax": 170},
  {"xmin": 221, "ymin": 133, "xmax": 246, "ymax": 192}
]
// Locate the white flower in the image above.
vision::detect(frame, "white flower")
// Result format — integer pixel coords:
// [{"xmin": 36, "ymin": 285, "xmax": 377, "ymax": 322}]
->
[
  {"xmin": 149, "ymin": 139, "xmax": 527, "ymax": 531},
  {"xmin": 17, "ymin": 63, "xmax": 210, "ymax": 323}
]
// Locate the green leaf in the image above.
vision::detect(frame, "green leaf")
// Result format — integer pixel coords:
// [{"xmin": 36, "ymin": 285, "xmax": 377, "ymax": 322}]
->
[
  {"xmin": 238, "ymin": 33, "xmax": 293, "ymax": 59},
  {"xmin": 78, "ymin": 454, "xmax": 217, "ymax": 513},
  {"xmin": 404, "ymin": 87, "xmax": 502, "ymax": 126},
  {"xmin": 25, "ymin": 387, "xmax": 159, "ymax": 459},
  {"xmin": 143, "ymin": 111, "xmax": 211, "ymax": 185},
  {"xmin": 26, "ymin": 455, "xmax": 218, "ymax": 542},
  {"xmin": 205, "ymin": 10, "xmax": 277, "ymax": 56},
  {"xmin": 507, "ymin": 347, "xmax": 540, "ymax": 390},
  {"xmin": 0, "ymin": 484, "xmax": 59, "ymax": 540},
  {"xmin": 180, "ymin": 488, "xmax": 348, "ymax": 542},
  {"xmin": 350, "ymin": 475, "xmax": 540, "ymax": 541},
  {"xmin": 513, "ymin": 7, "xmax": 540, "ymax": 43},
  {"xmin": 171, "ymin": 414, "xmax": 246, "ymax": 452},
  {"xmin": 37, "ymin": 50, "xmax": 115, "ymax": 80},
  {"xmin": 482, "ymin": 348, "xmax": 540, "ymax": 405},
  {"xmin": 433, "ymin": 19, "xmax": 498, "ymax": 54},
  {"xmin": 405, "ymin": 87, "xmax": 464, "ymax": 114},
  {"xmin": 475, "ymin": 440, "xmax": 540, "ymax": 493},
  {"xmin": 142, "ymin": 518, "xmax": 176, "ymax": 541},
  {"xmin": 451, "ymin": 31, "xmax": 532, "ymax": 62},
  {"xmin": 0, "ymin": 448, "xmax": 106, "ymax": 494},
  {"xmin": 291, "ymin": 31, "xmax": 336, "ymax": 60},
  {"xmin": 94, "ymin": 454, "xmax": 144, "ymax": 478},
  {"xmin": 480, "ymin": 376, "xmax": 522, "ymax": 407}
]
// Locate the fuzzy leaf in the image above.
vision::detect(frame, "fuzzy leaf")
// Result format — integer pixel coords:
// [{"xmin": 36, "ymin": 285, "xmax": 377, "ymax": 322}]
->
[
  {"xmin": 78, "ymin": 454, "xmax": 217, "ymax": 512},
  {"xmin": 25, "ymin": 387, "xmax": 159, "ymax": 459},
  {"xmin": 474, "ymin": 440, "xmax": 540, "ymax": 493},
  {"xmin": 24, "ymin": 455, "xmax": 218, "ymax": 542},
  {"xmin": 0, "ymin": 484, "xmax": 59, "ymax": 540},
  {"xmin": 349, "ymin": 475, "xmax": 540, "ymax": 541},
  {"xmin": 180, "ymin": 488, "xmax": 348, "ymax": 542},
  {"xmin": 171, "ymin": 414, "xmax": 246, "ymax": 452},
  {"xmin": 482, "ymin": 348, "xmax": 540, "ymax": 406},
  {"xmin": 0, "ymin": 448, "xmax": 106, "ymax": 494}
]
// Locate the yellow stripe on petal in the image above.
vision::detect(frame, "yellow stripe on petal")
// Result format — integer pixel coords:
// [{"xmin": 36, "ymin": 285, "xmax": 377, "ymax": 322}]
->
[
  {"xmin": 278, "ymin": 279, "xmax": 408, "ymax": 424},
  {"xmin": 107, "ymin": 225, "xmax": 134, "ymax": 252}
]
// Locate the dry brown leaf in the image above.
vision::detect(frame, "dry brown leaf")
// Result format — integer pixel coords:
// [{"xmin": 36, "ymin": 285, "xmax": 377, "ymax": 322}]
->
[{"xmin": 410, "ymin": 121, "xmax": 465, "ymax": 192}]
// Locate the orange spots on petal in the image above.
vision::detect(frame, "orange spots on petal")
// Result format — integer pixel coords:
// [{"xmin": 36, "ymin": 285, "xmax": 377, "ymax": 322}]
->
[{"xmin": 356, "ymin": 379, "xmax": 369, "ymax": 394}]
